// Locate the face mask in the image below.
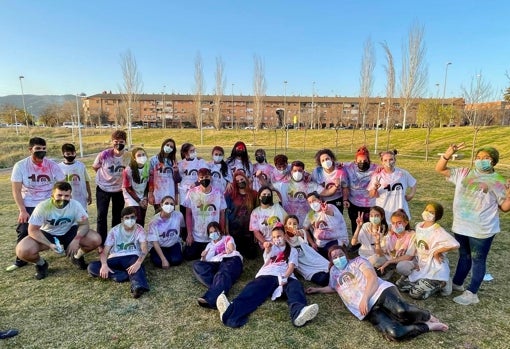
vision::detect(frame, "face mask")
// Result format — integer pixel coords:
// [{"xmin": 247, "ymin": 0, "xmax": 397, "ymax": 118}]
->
[
  {"xmin": 474, "ymin": 159, "xmax": 492, "ymax": 172},
  {"xmin": 393, "ymin": 224, "xmax": 405, "ymax": 234},
  {"xmin": 273, "ymin": 237, "xmax": 285, "ymax": 247},
  {"xmin": 357, "ymin": 161, "xmax": 370, "ymax": 172},
  {"xmin": 163, "ymin": 145, "xmax": 173, "ymax": 154},
  {"xmin": 136, "ymin": 156, "xmax": 147, "ymax": 166},
  {"xmin": 237, "ymin": 181, "xmax": 247, "ymax": 189},
  {"xmin": 199, "ymin": 178, "xmax": 211, "ymax": 188},
  {"xmin": 369, "ymin": 216, "xmax": 381, "ymax": 225},
  {"xmin": 213, "ymin": 155, "xmax": 223, "ymax": 163},
  {"xmin": 124, "ymin": 218, "xmax": 136, "ymax": 228},
  {"xmin": 383, "ymin": 160, "xmax": 395, "ymax": 169},
  {"xmin": 188, "ymin": 152, "xmax": 197, "ymax": 160},
  {"xmin": 64, "ymin": 155, "xmax": 76, "ymax": 163},
  {"xmin": 260, "ymin": 195, "xmax": 273, "ymax": 205},
  {"xmin": 209, "ymin": 231, "xmax": 221, "ymax": 241},
  {"xmin": 161, "ymin": 203, "xmax": 175, "ymax": 214},
  {"xmin": 255, "ymin": 156, "xmax": 265, "ymax": 163},
  {"xmin": 421, "ymin": 211, "xmax": 435, "ymax": 222},
  {"xmin": 310, "ymin": 201, "xmax": 322, "ymax": 212},
  {"xmin": 292, "ymin": 171, "xmax": 303, "ymax": 182},
  {"xmin": 33, "ymin": 151, "xmax": 47, "ymax": 160},
  {"xmin": 53, "ymin": 199, "xmax": 70, "ymax": 209},
  {"xmin": 322, "ymin": 160, "xmax": 333, "ymax": 170},
  {"xmin": 235, "ymin": 150, "xmax": 244, "ymax": 157},
  {"xmin": 277, "ymin": 168, "xmax": 287, "ymax": 175},
  {"xmin": 114, "ymin": 143, "xmax": 125, "ymax": 151},
  {"xmin": 333, "ymin": 256, "xmax": 348, "ymax": 270}
]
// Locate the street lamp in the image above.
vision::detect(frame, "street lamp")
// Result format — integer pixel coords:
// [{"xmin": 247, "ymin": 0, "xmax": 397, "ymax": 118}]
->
[
  {"xmin": 76, "ymin": 93, "xmax": 85, "ymax": 158},
  {"xmin": 311, "ymin": 81, "xmax": 315, "ymax": 129},
  {"xmin": 283, "ymin": 80, "xmax": 288, "ymax": 127},
  {"xmin": 13, "ymin": 110, "xmax": 19, "ymax": 135},
  {"xmin": 374, "ymin": 102, "xmax": 385, "ymax": 154},
  {"xmin": 19, "ymin": 76, "xmax": 29, "ymax": 127},
  {"xmin": 162, "ymin": 85, "xmax": 166, "ymax": 129},
  {"xmin": 442, "ymin": 62, "xmax": 452, "ymax": 104},
  {"xmin": 231, "ymin": 83, "xmax": 234, "ymax": 129}
]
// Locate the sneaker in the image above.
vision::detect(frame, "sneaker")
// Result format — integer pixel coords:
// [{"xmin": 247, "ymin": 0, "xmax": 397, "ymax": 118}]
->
[
  {"xmin": 440, "ymin": 278, "xmax": 453, "ymax": 296},
  {"xmin": 35, "ymin": 260, "xmax": 49, "ymax": 280},
  {"xmin": 6, "ymin": 260, "xmax": 27, "ymax": 272},
  {"xmin": 132, "ymin": 287, "xmax": 147, "ymax": 299},
  {"xmin": 0, "ymin": 329, "xmax": 19, "ymax": 339},
  {"xmin": 5, "ymin": 264, "xmax": 20, "ymax": 272},
  {"xmin": 396, "ymin": 276, "xmax": 413, "ymax": 292},
  {"xmin": 70, "ymin": 255, "xmax": 88, "ymax": 270},
  {"xmin": 452, "ymin": 283, "xmax": 465, "ymax": 292},
  {"xmin": 409, "ymin": 279, "xmax": 442, "ymax": 300},
  {"xmin": 216, "ymin": 293, "xmax": 230, "ymax": 321},
  {"xmin": 453, "ymin": 290, "xmax": 479, "ymax": 305},
  {"xmin": 293, "ymin": 304, "xmax": 319, "ymax": 327}
]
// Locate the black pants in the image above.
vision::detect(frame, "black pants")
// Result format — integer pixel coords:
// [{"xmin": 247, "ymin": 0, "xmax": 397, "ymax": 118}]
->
[
  {"xmin": 96, "ymin": 186, "xmax": 124, "ymax": 244},
  {"xmin": 13, "ymin": 207, "xmax": 35, "ymax": 267},
  {"xmin": 347, "ymin": 202, "xmax": 371, "ymax": 236}
]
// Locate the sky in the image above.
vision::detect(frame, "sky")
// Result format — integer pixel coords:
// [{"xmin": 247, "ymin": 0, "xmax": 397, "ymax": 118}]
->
[{"xmin": 1, "ymin": 1, "xmax": 509, "ymax": 100}]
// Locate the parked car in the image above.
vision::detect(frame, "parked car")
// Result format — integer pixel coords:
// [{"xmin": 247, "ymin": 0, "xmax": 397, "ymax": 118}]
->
[{"xmin": 244, "ymin": 126, "xmax": 255, "ymax": 130}]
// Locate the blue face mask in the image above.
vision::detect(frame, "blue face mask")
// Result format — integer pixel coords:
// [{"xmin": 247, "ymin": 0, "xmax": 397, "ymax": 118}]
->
[
  {"xmin": 393, "ymin": 224, "xmax": 405, "ymax": 234},
  {"xmin": 474, "ymin": 159, "xmax": 492, "ymax": 172},
  {"xmin": 333, "ymin": 256, "xmax": 348, "ymax": 270},
  {"xmin": 209, "ymin": 231, "xmax": 221, "ymax": 241}
]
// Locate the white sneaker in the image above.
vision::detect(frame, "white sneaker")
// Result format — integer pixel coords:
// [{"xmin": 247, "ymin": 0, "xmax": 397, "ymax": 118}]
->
[
  {"xmin": 452, "ymin": 283, "xmax": 465, "ymax": 292},
  {"xmin": 293, "ymin": 304, "xmax": 319, "ymax": 327},
  {"xmin": 453, "ymin": 290, "xmax": 479, "ymax": 305},
  {"xmin": 440, "ymin": 278, "xmax": 453, "ymax": 296},
  {"xmin": 216, "ymin": 293, "xmax": 230, "ymax": 321}
]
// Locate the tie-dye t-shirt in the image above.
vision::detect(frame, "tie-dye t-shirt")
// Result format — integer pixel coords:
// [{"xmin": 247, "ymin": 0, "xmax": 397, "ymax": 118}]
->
[
  {"xmin": 202, "ymin": 235, "xmax": 242, "ymax": 262},
  {"xmin": 227, "ymin": 158, "xmax": 253, "ymax": 178},
  {"xmin": 147, "ymin": 211, "xmax": 185, "ymax": 248},
  {"xmin": 311, "ymin": 165, "xmax": 347, "ymax": 202},
  {"xmin": 148, "ymin": 155, "xmax": 176, "ymax": 205},
  {"xmin": 93, "ymin": 149, "xmax": 130, "ymax": 192},
  {"xmin": 182, "ymin": 186, "xmax": 227, "ymax": 242},
  {"xmin": 11, "ymin": 157, "xmax": 65, "ymax": 208},
  {"xmin": 208, "ymin": 161, "xmax": 232, "ymax": 193},
  {"xmin": 303, "ymin": 204, "xmax": 348, "ymax": 247},
  {"xmin": 58, "ymin": 161, "xmax": 91, "ymax": 210},
  {"xmin": 249, "ymin": 204, "xmax": 288, "ymax": 242},
  {"xmin": 329, "ymin": 257, "xmax": 393, "ymax": 320},
  {"xmin": 448, "ymin": 167, "xmax": 507, "ymax": 238},
  {"xmin": 343, "ymin": 161, "xmax": 377, "ymax": 208},
  {"xmin": 273, "ymin": 180, "xmax": 323, "ymax": 225},
  {"xmin": 105, "ymin": 223, "xmax": 146, "ymax": 258},
  {"xmin": 122, "ymin": 167, "xmax": 149, "ymax": 207},
  {"xmin": 256, "ymin": 245, "xmax": 298, "ymax": 279},
  {"xmin": 28, "ymin": 198, "xmax": 88, "ymax": 236},
  {"xmin": 252, "ymin": 162, "xmax": 275, "ymax": 191},
  {"xmin": 177, "ymin": 158, "xmax": 207, "ymax": 205}
]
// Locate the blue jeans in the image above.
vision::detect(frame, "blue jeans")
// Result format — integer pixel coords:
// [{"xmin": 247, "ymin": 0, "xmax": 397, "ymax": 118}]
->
[
  {"xmin": 310, "ymin": 271, "xmax": 330, "ymax": 287},
  {"xmin": 221, "ymin": 275, "xmax": 308, "ymax": 328},
  {"xmin": 150, "ymin": 244, "xmax": 183, "ymax": 267},
  {"xmin": 88, "ymin": 255, "xmax": 149, "ymax": 293},
  {"xmin": 193, "ymin": 256, "xmax": 243, "ymax": 308},
  {"xmin": 96, "ymin": 186, "xmax": 124, "ymax": 244},
  {"xmin": 452, "ymin": 233, "xmax": 495, "ymax": 294}
]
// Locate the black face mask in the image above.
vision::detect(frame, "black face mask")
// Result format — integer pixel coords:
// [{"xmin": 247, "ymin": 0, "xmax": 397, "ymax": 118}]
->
[
  {"xmin": 64, "ymin": 155, "xmax": 76, "ymax": 163},
  {"xmin": 255, "ymin": 156, "xmax": 265, "ymax": 164},
  {"xmin": 235, "ymin": 150, "xmax": 244, "ymax": 157},
  {"xmin": 200, "ymin": 179, "xmax": 211, "ymax": 188},
  {"xmin": 260, "ymin": 195, "xmax": 273, "ymax": 205},
  {"xmin": 237, "ymin": 181, "xmax": 247, "ymax": 189},
  {"xmin": 53, "ymin": 199, "xmax": 70, "ymax": 209},
  {"xmin": 33, "ymin": 151, "xmax": 46, "ymax": 160},
  {"xmin": 114, "ymin": 143, "xmax": 125, "ymax": 151},
  {"xmin": 357, "ymin": 161, "xmax": 370, "ymax": 172}
]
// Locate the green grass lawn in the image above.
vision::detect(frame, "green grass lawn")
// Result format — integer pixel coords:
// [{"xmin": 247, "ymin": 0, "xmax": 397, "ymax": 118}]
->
[{"xmin": 0, "ymin": 126, "xmax": 509, "ymax": 348}]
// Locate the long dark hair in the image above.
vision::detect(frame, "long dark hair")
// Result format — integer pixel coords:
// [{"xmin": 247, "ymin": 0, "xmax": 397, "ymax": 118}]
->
[
  {"xmin": 212, "ymin": 146, "xmax": 229, "ymax": 178},
  {"xmin": 158, "ymin": 138, "xmax": 176, "ymax": 165},
  {"xmin": 271, "ymin": 225, "xmax": 291, "ymax": 262},
  {"xmin": 227, "ymin": 141, "xmax": 250, "ymax": 171},
  {"xmin": 130, "ymin": 147, "xmax": 149, "ymax": 184},
  {"xmin": 180, "ymin": 143, "xmax": 194, "ymax": 160}
]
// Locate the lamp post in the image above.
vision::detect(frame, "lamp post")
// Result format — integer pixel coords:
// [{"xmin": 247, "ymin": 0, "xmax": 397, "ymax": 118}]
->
[
  {"xmin": 374, "ymin": 102, "xmax": 385, "ymax": 154},
  {"xmin": 231, "ymin": 83, "xmax": 234, "ymax": 129},
  {"xmin": 19, "ymin": 76, "xmax": 29, "ymax": 127},
  {"xmin": 442, "ymin": 62, "xmax": 452, "ymax": 125},
  {"xmin": 14, "ymin": 110, "xmax": 19, "ymax": 135},
  {"xmin": 76, "ymin": 93, "xmax": 85, "ymax": 157},
  {"xmin": 162, "ymin": 85, "xmax": 166, "ymax": 129},
  {"xmin": 311, "ymin": 81, "xmax": 315, "ymax": 129},
  {"xmin": 283, "ymin": 80, "xmax": 288, "ymax": 149}
]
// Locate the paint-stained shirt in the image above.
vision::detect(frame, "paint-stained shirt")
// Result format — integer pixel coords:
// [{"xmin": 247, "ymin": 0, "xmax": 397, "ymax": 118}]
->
[
  {"xmin": 93, "ymin": 149, "xmax": 130, "ymax": 192},
  {"xmin": 59, "ymin": 161, "xmax": 90, "ymax": 210},
  {"xmin": 105, "ymin": 223, "xmax": 146, "ymax": 258},
  {"xmin": 29, "ymin": 198, "xmax": 88, "ymax": 236}
]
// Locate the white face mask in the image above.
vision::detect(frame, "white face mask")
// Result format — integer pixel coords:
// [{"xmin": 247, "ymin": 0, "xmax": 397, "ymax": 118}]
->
[
  {"xmin": 136, "ymin": 156, "xmax": 147, "ymax": 166},
  {"xmin": 322, "ymin": 159, "xmax": 333, "ymax": 170},
  {"xmin": 213, "ymin": 155, "xmax": 223, "ymax": 163},
  {"xmin": 421, "ymin": 211, "xmax": 435, "ymax": 222},
  {"xmin": 310, "ymin": 201, "xmax": 322, "ymax": 212},
  {"xmin": 272, "ymin": 237, "xmax": 285, "ymax": 247},
  {"xmin": 188, "ymin": 151, "xmax": 197, "ymax": 160},
  {"xmin": 124, "ymin": 218, "xmax": 136, "ymax": 228},
  {"xmin": 162, "ymin": 203, "xmax": 175, "ymax": 214},
  {"xmin": 292, "ymin": 171, "xmax": 303, "ymax": 182},
  {"xmin": 163, "ymin": 145, "xmax": 173, "ymax": 154}
]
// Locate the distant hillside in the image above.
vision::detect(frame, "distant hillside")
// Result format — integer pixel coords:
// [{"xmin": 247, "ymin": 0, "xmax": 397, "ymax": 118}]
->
[{"xmin": 0, "ymin": 94, "xmax": 76, "ymax": 116}]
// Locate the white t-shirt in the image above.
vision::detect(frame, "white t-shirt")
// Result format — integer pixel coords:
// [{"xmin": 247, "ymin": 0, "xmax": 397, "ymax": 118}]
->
[
  {"xmin": 93, "ymin": 149, "xmax": 130, "ymax": 192},
  {"xmin": 448, "ymin": 168, "xmax": 507, "ymax": 238},
  {"xmin": 380, "ymin": 231, "xmax": 416, "ymax": 259},
  {"xmin": 202, "ymin": 235, "xmax": 242, "ymax": 262},
  {"xmin": 29, "ymin": 198, "xmax": 88, "ymax": 236},
  {"xmin": 367, "ymin": 167, "xmax": 417, "ymax": 221},
  {"xmin": 273, "ymin": 180, "xmax": 323, "ymax": 225},
  {"xmin": 408, "ymin": 222, "xmax": 459, "ymax": 282},
  {"xmin": 287, "ymin": 234, "xmax": 329, "ymax": 280},
  {"xmin": 182, "ymin": 186, "xmax": 227, "ymax": 243},
  {"xmin": 343, "ymin": 161, "xmax": 377, "ymax": 207},
  {"xmin": 11, "ymin": 157, "xmax": 65, "ymax": 208},
  {"xmin": 177, "ymin": 158, "xmax": 207, "ymax": 205},
  {"xmin": 356, "ymin": 222, "xmax": 380, "ymax": 259},
  {"xmin": 249, "ymin": 204, "xmax": 288, "ymax": 242},
  {"xmin": 122, "ymin": 166, "xmax": 149, "ymax": 207},
  {"xmin": 256, "ymin": 245, "xmax": 298, "ymax": 279},
  {"xmin": 147, "ymin": 211, "xmax": 185, "ymax": 248},
  {"xmin": 311, "ymin": 165, "xmax": 347, "ymax": 202},
  {"xmin": 58, "ymin": 161, "xmax": 91, "ymax": 210},
  {"xmin": 148, "ymin": 155, "xmax": 176, "ymax": 205},
  {"xmin": 208, "ymin": 161, "xmax": 232, "ymax": 193},
  {"xmin": 252, "ymin": 162, "xmax": 275, "ymax": 191},
  {"xmin": 227, "ymin": 158, "xmax": 253, "ymax": 178},
  {"xmin": 105, "ymin": 223, "xmax": 147, "ymax": 258},
  {"xmin": 303, "ymin": 204, "xmax": 349, "ymax": 248},
  {"xmin": 329, "ymin": 257, "xmax": 393, "ymax": 320}
]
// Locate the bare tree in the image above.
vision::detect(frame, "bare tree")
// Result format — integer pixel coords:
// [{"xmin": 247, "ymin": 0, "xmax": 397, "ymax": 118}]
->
[
  {"xmin": 358, "ymin": 37, "xmax": 376, "ymax": 143},
  {"xmin": 253, "ymin": 54, "xmax": 266, "ymax": 130},
  {"xmin": 193, "ymin": 52, "xmax": 204, "ymax": 135},
  {"xmin": 119, "ymin": 50, "xmax": 143, "ymax": 147},
  {"xmin": 461, "ymin": 73, "xmax": 495, "ymax": 164},
  {"xmin": 399, "ymin": 22, "xmax": 428, "ymax": 130},
  {"xmin": 416, "ymin": 99, "xmax": 440, "ymax": 160},
  {"xmin": 213, "ymin": 56, "xmax": 225, "ymax": 130},
  {"xmin": 381, "ymin": 41, "xmax": 395, "ymax": 131}
]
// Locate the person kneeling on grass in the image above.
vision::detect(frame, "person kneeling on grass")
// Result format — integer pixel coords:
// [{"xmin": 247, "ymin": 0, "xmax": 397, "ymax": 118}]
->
[
  {"xmin": 193, "ymin": 221, "xmax": 243, "ymax": 309},
  {"xmin": 16, "ymin": 181, "xmax": 101, "ymax": 280},
  {"xmin": 88, "ymin": 207, "xmax": 150, "ymax": 299},
  {"xmin": 216, "ymin": 224, "xmax": 319, "ymax": 328},
  {"xmin": 306, "ymin": 244, "xmax": 448, "ymax": 342}
]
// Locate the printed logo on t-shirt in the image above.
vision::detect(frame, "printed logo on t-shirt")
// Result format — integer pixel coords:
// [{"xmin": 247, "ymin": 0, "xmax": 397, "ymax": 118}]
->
[
  {"xmin": 107, "ymin": 165, "xmax": 125, "ymax": 174},
  {"xmin": 382, "ymin": 182, "xmax": 404, "ymax": 192},
  {"xmin": 66, "ymin": 174, "xmax": 81, "ymax": 182},
  {"xmin": 160, "ymin": 229, "xmax": 178, "ymax": 239},
  {"xmin": 157, "ymin": 166, "xmax": 173, "ymax": 174},
  {"xmin": 116, "ymin": 242, "xmax": 136, "ymax": 251},
  {"xmin": 47, "ymin": 217, "xmax": 72, "ymax": 226},
  {"xmin": 28, "ymin": 174, "xmax": 51, "ymax": 182}
]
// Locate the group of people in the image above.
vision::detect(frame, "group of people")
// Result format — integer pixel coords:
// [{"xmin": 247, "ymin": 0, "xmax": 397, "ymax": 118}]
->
[{"xmin": 5, "ymin": 131, "xmax": 510, "ymax": 341}]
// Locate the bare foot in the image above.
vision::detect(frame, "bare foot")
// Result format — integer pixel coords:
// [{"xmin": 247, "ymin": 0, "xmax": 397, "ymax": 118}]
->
[
  {"xmin": 426, "ymin": 320, "xmax": 448, "ymax": 332},
  {"xmin": 429, "ymin": 315, "xmax": 440, "ymax": 323}
]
